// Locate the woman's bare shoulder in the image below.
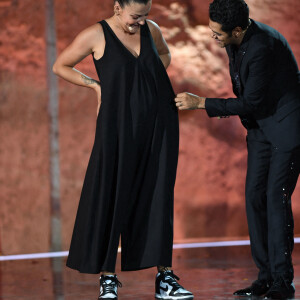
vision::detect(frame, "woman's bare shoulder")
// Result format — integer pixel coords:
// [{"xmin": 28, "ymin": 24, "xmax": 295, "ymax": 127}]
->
[
  {"xmin": 146, "ymin": 19, "xmax": 161, "ymax": 33},
  {"xmin": 146, "ymin": 19, "xmax": 164, "ymax": 41},
  {"xmin": 78, "ymin": 23, "xmax": 104, "ymax": 41}
]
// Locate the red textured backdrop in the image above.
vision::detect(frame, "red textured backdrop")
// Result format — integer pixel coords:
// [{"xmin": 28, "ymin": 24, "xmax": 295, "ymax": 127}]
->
[{"xmin": 0, "ymin": 0, "xmax": 299, "ymax": 254}]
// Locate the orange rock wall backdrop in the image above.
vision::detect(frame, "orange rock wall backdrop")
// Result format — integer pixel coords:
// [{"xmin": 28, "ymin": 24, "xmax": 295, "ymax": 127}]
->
[{"xmin": 0, "ymin": 0, "xmax": 300, "ymax": 254}]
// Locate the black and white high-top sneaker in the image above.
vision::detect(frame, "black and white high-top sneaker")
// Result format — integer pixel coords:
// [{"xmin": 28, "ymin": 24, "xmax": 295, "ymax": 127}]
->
[
  {"xmin": 155, "ymin": 270, "xmax": 194, "ymax": 299},
  {"xmin": 98, "ymin": 274, "xmax": 122, "ymax": 299}
]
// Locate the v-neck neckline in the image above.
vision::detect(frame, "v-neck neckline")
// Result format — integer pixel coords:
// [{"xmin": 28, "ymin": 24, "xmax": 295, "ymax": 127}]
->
[{"xmin": 103, "ymin": 20, "xmax": 142, "ymax": 59}]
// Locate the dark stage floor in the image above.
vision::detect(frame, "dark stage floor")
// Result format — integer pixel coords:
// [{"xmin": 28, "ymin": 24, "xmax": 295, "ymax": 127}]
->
[{"xmin": 1, "ymin": 244, "xmax": 300, "ymax": 299}]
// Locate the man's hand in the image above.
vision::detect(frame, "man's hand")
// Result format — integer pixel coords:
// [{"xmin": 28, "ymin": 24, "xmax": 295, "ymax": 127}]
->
[{"xmin": 175, "ymin": 93, "xmax": 206, "ymax": 110}]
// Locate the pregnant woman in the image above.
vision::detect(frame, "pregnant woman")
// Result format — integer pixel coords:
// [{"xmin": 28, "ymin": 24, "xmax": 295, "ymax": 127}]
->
[{"xmin": 53, "ymin": 0, "xmax": 193, "ymax": 299}]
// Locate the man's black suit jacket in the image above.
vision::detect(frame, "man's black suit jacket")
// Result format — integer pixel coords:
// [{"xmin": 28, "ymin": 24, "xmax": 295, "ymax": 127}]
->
[{"xmin": 205, "ymin": 20, "xmax": 300, "ymax": 151}]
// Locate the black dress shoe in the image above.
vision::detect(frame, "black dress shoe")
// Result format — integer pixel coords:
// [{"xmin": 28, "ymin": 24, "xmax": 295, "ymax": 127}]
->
[
  {"xmin": 264, "ymin": 277, "xmax": 295, "ymax": 299},
  {"xmin": 233, "ymin": 279, "xmax": 272, "ymax": 296}
]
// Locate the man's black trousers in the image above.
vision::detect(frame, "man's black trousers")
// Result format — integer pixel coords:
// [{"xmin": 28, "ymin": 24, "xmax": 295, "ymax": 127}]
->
[{"xmin": 246, "ymin": 128, "xmax": 300, "ymax": 281}]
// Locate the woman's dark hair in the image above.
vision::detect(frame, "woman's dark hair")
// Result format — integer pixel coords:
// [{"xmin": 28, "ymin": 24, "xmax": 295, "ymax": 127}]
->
[
  {"xmin": 209, "ymin": 0, "xmax": 249, "ymax": 34},
  {"xmin": 115, "ymin": 0, "xmax": 150, "ymax": 7}
]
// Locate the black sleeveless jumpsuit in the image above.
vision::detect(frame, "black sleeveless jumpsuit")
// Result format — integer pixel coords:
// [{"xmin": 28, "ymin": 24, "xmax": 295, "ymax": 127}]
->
[{"xmin": 66, "ymin": 20, "xmax": 179, "ymax": 273}]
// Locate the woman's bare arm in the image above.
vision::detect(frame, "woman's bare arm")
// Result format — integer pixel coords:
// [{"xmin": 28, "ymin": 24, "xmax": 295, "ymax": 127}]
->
[
  {"xmin": 147, "ymin": 20, "xmax": 171, "ymax": 69},
  {"xmin": 52, "ymin": 24, "xmax": 104, "ymax": 89},
  {"xmin": 53, "ymin": 24, "xmax": 104, "ymax": 114}
]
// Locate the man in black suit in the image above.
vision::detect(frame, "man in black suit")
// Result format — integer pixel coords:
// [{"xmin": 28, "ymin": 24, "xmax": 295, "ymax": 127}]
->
[{"xmin": 175, "ymin": 0, "xmax": 300, "ymax": 298}]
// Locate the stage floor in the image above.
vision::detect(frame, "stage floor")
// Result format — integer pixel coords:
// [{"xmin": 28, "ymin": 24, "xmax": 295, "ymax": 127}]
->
[{"xmin": 1, "ymin": 244, "xmax": 300, "ymax": 299}]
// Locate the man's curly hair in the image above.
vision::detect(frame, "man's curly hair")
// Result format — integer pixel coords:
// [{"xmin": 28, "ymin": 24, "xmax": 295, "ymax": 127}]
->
[{"xmin": 209, "ymin": 0, "xmax": 249, "ymax": 34}]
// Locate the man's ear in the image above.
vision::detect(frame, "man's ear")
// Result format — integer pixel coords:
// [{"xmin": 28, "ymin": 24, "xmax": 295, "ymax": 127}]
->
[{"xmin": 232, "ymin": 27, "xmax": 243, "ymax": 38}]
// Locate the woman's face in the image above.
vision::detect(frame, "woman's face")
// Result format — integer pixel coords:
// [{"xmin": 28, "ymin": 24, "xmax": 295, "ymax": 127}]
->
[{"xmin": 115, "ymin": 0, "xmax": 152, "ymax": 34}]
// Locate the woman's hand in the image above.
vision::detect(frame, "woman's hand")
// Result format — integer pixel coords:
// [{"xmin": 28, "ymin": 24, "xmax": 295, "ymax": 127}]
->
[{"xmin": 93, "ymin": 83, "xmax": 102, "ymax": 116}]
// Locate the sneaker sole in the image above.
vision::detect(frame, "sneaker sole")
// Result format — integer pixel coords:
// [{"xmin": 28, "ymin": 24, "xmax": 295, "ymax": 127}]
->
[{"xmin": 155, "ymin": 294, "xmax": 194, "ymax": 300}]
